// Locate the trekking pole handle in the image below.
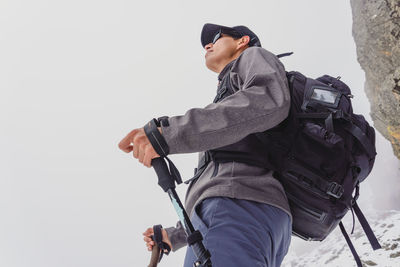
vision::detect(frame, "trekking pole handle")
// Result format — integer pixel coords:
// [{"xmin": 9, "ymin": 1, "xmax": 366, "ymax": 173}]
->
[{"xmin": 151, "ymin": 157, "xmax": 176, "ymax": 192}]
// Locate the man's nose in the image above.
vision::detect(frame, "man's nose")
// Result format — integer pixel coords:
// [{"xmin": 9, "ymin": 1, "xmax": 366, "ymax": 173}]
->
[{"xmin": 204, "ymin": 43, "xmax": 213, "ymax": 51}]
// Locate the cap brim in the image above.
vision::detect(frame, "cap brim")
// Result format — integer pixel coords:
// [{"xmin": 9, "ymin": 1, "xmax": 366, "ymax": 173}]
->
[{"xmin": 201, "ymin": 23, "xmax": 235, "ymax": 47}]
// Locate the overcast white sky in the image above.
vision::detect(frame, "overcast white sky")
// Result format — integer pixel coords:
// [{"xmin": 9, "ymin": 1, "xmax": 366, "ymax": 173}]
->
[{"xmin": 1, "ymin": 0, "xmax": 399, "ymax": 266}]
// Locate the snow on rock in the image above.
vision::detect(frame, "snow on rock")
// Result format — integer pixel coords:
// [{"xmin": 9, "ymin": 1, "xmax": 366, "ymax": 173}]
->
[{"xmin": 281, "ymin": 210, "xmax": 400, "ymax": 267}]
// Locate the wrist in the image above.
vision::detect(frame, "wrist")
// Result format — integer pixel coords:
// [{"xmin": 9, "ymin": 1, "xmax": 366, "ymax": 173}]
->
[{"xmin": 144, "ymin": 118, "xmax": 169, "ymax": 157}]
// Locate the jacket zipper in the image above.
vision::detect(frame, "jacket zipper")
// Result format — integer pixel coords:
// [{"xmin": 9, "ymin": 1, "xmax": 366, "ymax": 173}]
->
[{"xmin": 214, "ymin": 87, "xmax": 227, "ymax": 103}]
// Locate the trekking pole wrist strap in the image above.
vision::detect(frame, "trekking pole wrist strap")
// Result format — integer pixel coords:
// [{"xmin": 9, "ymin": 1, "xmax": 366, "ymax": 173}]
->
[
  {"xmin": 152, "ymin": 224, "xmax": 171, "ymax": 263},
  {"xmin": 144, "ymin": 117, "xmax": 183, "ymax": 186},
  {"xmin": 144, "ymin": 118, "xmax": 170, "ymax": 157}
]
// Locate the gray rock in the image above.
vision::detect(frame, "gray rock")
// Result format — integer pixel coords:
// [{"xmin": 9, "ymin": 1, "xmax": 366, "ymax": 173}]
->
[{"xmin": 350, "ymin": 0, "xmax": 400, "ymax": 159}]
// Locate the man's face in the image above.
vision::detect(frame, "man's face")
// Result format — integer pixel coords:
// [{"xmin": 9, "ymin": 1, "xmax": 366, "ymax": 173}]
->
[{"xmin": 204, "ymin": 33, "xmax": 241, "ymax": 73}]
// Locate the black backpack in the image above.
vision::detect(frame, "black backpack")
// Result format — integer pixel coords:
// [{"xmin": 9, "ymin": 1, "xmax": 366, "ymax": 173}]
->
[
  {"xmin": 150, "ymin": 50, "xmax": 382, "ymax": 266},
  {"xmin": 252, "ymin": 53, "xmax": 381, "ymax": 266}
]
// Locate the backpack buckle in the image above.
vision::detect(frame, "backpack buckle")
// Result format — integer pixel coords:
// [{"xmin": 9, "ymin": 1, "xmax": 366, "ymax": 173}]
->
[{"xmin": 327, "ymin": 182, "xmax": 344, "ymax": 198}]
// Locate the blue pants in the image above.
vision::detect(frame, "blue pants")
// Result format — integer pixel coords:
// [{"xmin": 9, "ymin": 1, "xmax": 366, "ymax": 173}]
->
[{"xmin": 183, "ymin": 197, "xmax": 292, "ymax": 267}]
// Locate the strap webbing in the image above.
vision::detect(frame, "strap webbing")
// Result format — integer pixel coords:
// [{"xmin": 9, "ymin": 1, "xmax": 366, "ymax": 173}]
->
[
  {"xmin": 187, "ymin": 230, "xmax": 203, "ymax": 246},
  {"xmin": 164, "ymin": 157, "xmax": 183, "ymax": 184},
  {"xmin": 184, "ymin": 151, "xmax": 211, "ymax": 184},
  {"xmin": 152, "ymin": 224, "xmax": 171, "ymax": 263},
  {"xmin": 344, "ymin": 123, "xmax": 376, "ymax": 158},
  {"xmin": 353, "ymin": 201, "xmax": 382, "ymax": 250},
  {"xmin": 285, "ymin": 160, "xmax": 344, "ymax": 198},
  {"xmin": 145, "ymin": 118, "xmax": 170, "ymax": 157},
  {"xmin": 296, "ymin": 112, "xmax": 376, "ymax": 159},
  {"xmin": 339, "ymin": 221, "xmax": 362, "ymax": 267},
  {"xmin": 276, "ymin": 52, "xmax": 294, "ymax": 58},
  {"xmin": 295, "ymin": 110, "xmax": 346, "ymax": 120},
  {"xmin": 184, "ymin": 163, "xmax": 207, "ymax": 184},
  {"xmin": 144, "ymin": 118, "xmax": 182, "ymax": 185},
  {"xmin": 350, "ymin": 205, "xmax": 356, "ymax": 234},
  {"xmin": 325, "ymin": 113, "xmax": 334, "ymax": 132}
]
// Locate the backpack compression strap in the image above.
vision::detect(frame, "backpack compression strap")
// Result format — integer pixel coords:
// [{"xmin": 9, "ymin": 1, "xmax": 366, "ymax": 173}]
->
[
  {"xmin": 296, "ymin": 111, "xmax": 376, "ymax": 159},
  {"xmin": 344, "ymin": 123, "xmax": 376, "ymax": 159}
]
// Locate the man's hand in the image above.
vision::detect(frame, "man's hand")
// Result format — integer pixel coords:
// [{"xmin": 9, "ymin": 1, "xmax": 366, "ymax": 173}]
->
[
  {"xmin": 143, "ymin": 227, "xmax": 173, "ymax": 252},
  {"xmin": 118, "ymin": 127, "xmax": 163, "ymax": 168}
]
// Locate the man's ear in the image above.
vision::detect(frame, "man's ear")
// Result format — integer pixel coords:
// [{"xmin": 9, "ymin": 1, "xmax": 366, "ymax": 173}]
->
[{"xmin": 237, "ymin": 35, "xmax": 250, "ymax": 49}]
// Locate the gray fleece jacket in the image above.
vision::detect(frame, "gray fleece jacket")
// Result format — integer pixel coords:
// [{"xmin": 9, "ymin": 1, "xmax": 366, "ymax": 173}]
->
[{"xmin": 160, "ymin": 46, "xmax": 292, "ymax": 252}]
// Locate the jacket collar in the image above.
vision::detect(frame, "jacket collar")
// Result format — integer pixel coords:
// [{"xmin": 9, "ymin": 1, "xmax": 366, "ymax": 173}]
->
[{"xmin": 218, "ymin": 59, "xmax": 236, "ymax": 81}]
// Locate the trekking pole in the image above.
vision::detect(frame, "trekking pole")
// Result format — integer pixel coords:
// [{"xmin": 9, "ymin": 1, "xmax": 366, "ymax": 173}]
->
[
  {"xmin": 144, "ymin": 119, "xmax": 212, "ymax": 267},
  {"xmin": 148, "ymin": 242, "xmax": 160, "ymax": 267},
  {"xmin": 148, "ymin": 157, "xmax": 212, "ymax": 267}
]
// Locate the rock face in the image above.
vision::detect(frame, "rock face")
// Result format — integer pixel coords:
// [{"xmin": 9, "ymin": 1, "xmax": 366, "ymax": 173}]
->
[{"xmin": 350, "ymin": 0, "xmax": 400, "ymax": 159}]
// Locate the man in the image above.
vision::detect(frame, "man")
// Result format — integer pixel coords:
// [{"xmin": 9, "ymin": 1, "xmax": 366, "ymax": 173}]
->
[{"xmin": 119, "ymin": 23, "xmax": 292, "ymax": 266}]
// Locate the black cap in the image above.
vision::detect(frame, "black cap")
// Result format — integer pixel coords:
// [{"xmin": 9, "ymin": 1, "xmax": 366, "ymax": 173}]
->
[{"xmin": 201, "ymin": 23, "xmax": 261, "ymax": 48}]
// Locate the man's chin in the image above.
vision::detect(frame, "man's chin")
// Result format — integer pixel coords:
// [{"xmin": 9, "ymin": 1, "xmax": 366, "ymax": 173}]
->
[
  {"xmin": 205, "ymin": 55, "xmax": 222, "ymax": 72},
  {"xmin": 205, "ymin": 60, "xmax": 216, "ymax": 72}
]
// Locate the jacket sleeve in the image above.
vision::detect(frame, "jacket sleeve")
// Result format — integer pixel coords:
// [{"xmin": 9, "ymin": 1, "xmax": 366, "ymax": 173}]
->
[
  {"xmin": 160, "ymin": 47, "xmax": 290, "ymax": 155},
  {"xmin": 164, "ymin": 221, "xmax": 187, "ymax": 252}
]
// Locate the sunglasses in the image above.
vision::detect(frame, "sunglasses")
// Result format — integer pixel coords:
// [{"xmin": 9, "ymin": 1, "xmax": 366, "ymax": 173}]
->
[{"xmin": 211, "ymin": 29, "xmax": 242, "ymax": 44}]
